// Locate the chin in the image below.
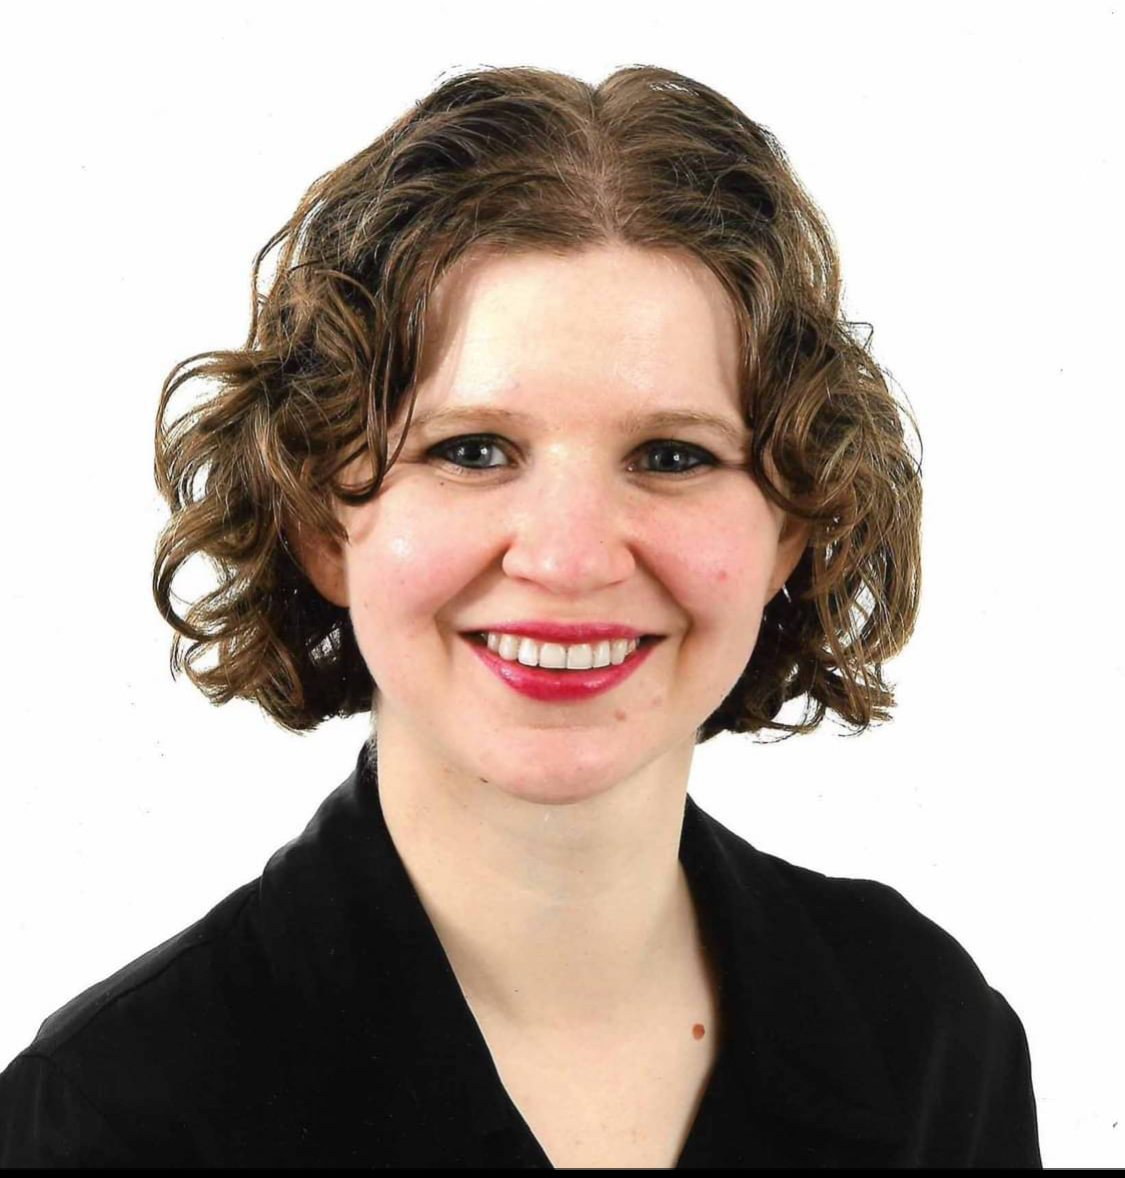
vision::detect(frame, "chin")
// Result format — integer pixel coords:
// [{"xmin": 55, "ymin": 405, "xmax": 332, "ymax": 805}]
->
[{"xmin": 471, "ymin": 735, "xmax": 657, "ymax": 805}]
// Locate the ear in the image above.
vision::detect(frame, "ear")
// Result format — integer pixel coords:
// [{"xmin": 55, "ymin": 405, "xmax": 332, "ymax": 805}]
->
[
  {"xmin": 289, "ymin": 517, "xmax": 350, "ymax": 608},
  {"xmin": 766, "ymin": 514, "xmax": 811, "ymax": 602}
]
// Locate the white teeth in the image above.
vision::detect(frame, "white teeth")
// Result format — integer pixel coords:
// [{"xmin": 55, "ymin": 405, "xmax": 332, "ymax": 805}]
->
[{"xmin": 485, "ymin": 632, "xmax": 638, "ymax": 669}]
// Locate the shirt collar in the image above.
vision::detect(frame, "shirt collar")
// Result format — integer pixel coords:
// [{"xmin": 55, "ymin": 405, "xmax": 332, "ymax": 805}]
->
[
  {"xmin": 258, "ymin": 742, "xmax": 906, "ymax": 1158},
  {"xmin": 680, "ymin": 784, "xmax": 906, "ymax": 1147}
]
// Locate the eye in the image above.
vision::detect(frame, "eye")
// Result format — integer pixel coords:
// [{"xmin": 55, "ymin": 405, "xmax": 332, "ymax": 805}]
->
[{"xmin": 426, "ymin": 434, "xmax": 720, "ymax": 478}]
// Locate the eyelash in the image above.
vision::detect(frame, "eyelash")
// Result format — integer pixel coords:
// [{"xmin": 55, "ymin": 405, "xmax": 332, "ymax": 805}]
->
[{"xmin": 426, "ymin": 434, "xmax": 721, "ymax": 478}]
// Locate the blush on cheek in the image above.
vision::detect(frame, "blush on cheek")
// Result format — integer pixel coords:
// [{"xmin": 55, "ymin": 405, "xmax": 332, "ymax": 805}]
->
[{"xmin": 355, "ymin": 531, "xmax": 486, "ymax": 650}]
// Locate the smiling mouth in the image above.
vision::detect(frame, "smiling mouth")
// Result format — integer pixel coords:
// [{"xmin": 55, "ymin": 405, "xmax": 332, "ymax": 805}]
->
[{"xmin": 461, "ymin": 631, "xmax": 664, "ymax": 678}]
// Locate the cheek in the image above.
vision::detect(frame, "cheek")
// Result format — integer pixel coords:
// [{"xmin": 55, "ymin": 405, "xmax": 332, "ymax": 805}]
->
[
  {"xmin": 343, "ymin": 505, "xmax": 479, "ymax": 657},
  {"xmin": 645, "ymin": 498, "xmax": 778, "ymax": 704},
  {"xmin": 642, "ymin": 494, "xmax": 777, "ymax": 624}
]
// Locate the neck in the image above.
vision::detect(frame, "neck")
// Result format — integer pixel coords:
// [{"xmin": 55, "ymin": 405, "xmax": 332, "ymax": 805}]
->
[{"xmin": 373, "ymin": 717, "xmax": 699, "ymax": 1032}]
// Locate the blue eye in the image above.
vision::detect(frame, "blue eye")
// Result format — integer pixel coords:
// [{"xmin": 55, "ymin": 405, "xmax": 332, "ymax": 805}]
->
[{"xmin": 427, "ymin": 434, "xmax": 719, "ymax": 478}]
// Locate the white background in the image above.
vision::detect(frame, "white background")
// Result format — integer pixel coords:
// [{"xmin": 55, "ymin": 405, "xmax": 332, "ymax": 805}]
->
[{"xmin": 1, "ymin": 0, "xmax": 1121, "ymax": 1166}]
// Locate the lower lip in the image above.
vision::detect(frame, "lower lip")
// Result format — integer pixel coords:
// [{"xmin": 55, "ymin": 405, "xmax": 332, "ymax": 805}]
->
[{"xmin": 461, "ymin": 635, "xmax": 660, "ymax": 702}]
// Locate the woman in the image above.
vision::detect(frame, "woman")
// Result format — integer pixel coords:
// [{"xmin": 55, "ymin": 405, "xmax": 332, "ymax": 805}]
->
[{"xmin": 0, "ymin": 64, "xmax": 1040, "ymax": 1168}]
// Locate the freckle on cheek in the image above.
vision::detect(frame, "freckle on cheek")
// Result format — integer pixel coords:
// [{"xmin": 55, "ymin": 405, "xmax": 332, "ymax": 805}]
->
[{"xmin": 614, "ymin": 709, "xmax": 627, "ymax": 722}]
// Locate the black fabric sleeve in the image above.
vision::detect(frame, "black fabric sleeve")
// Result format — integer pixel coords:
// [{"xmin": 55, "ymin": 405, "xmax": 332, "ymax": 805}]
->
[
  {"xmin": 0, "ymin": 1052, "xmax": 138, "ymax": 1168},
  {"xmin": 967, "ymin": 989, "xmax": 1043, "ymax": 1168}
]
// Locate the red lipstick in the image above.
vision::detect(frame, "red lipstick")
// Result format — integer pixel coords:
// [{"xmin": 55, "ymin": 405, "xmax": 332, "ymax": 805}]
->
[{"xmin": 460, "ymin": 633, "xmax": 661, "ymax": 702}]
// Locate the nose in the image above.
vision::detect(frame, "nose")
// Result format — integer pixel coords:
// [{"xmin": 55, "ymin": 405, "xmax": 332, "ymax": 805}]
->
[{"xmin": 498, "ymin": 463, "xmax": 638, "ymax": 593}]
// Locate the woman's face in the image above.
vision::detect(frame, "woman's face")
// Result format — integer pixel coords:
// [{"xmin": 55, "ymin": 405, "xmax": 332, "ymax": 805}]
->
[{"xmin": 303, "ymin": 244, "xmax": 807, "ymax": 803}]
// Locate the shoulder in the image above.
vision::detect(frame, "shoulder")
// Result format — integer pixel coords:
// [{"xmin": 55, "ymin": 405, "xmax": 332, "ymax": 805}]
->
[
  {"xmin": 766, "ymin": 855, "xmax": 989, "ymax": 996},
  {"xmin": 32, "ymin": 878, "xmax": 262, "ymax": 1056},
  {"xmin": 757, "ymin": 849, "xmax": 1008, "ymax": 1041},
  {"xmin": 692, "ymin": 796, "xmax": 1000, "ymax": 1020},
  {"xmin": 0, "ymin": 878, "xmax": 289, "ymax": 1166},
  {"xmin": 754, "ymin": 853, "xmax": 1040, "ymax": 1165}
]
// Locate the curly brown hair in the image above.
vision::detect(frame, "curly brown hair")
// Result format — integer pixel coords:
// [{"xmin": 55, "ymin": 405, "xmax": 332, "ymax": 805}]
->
[{"xmin": 152, "ymin": 63, "xmax": 923, "ymax": 746}]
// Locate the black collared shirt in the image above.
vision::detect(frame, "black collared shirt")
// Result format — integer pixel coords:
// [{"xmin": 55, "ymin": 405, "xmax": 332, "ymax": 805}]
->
[{"xmin": 0, "ymin": 743, "xmax": 1041, "ymax": 1168}]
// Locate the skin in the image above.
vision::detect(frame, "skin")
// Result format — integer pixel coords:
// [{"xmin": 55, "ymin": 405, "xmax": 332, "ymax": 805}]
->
[{"xmin": 296, "ymin": 242, "xmax": 809, "ymax": 1038}]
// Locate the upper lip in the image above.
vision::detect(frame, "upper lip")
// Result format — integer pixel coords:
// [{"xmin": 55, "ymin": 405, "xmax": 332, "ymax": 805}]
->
[{"xmin": 463, "ymin": 621, "xmax": 655, "ymax": 643}]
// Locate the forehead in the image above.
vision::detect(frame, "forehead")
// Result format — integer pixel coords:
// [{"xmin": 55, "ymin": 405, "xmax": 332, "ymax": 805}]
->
[{"xmin": 409, "ymin": 244, "xmax": 743, "ymax": 417}]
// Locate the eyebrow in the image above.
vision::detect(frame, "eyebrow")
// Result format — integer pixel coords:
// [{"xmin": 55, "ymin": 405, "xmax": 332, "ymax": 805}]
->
[{"xmin": 402, "ymin": 405, "xmax": 751, "ymax": 449}]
